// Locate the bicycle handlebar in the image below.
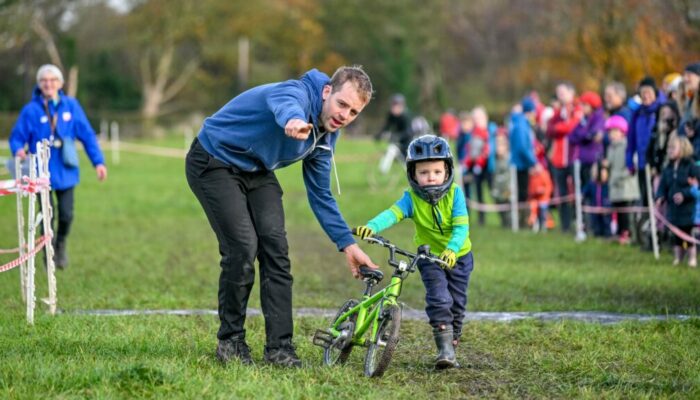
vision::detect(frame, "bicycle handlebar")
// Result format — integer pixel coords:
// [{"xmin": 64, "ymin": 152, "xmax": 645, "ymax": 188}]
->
[{"xmin": 351, "ymin": 228, "xmax": 450, "ymax": 269}]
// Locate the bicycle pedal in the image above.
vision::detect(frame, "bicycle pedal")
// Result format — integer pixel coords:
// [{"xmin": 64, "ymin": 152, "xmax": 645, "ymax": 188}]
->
[{"xmin": 312, "ymin": 329, "xmax": 334, "ymax": 349}]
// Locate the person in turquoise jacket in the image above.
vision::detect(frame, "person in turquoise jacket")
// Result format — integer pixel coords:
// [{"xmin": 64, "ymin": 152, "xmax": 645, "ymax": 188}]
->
[
  {"xmin": 8, "ymin": 64, "xmax": 107, "ymax": 269},
  {"xmin": 186, "ymin": 66, "xmax": 377, "ymax": 368},
  {"xmin": 356, "ymin": 135, "xmax": 473, "ymax": 370}
]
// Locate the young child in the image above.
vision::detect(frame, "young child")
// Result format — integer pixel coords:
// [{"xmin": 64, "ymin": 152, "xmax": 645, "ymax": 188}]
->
[
  {"xmin": 527, "ymin": 161, "xmax": 554, "ymax": 232},
  {"xmin": 491, "ymin": 134, "xmax": 512, "ymax": 228},
  {"xmin": 582, "ymin": 162, "xmax": 612, "ymax": 237},
  {"xmin": 605, "ymin": 115, "xmax": 640, "ymax": 244},
  {"xmin": 356, "ymin": 135, "xmax": 472, "ymax": 370},
  {"xmin": 655, "ymin": 135, "xmax": 699, "ymax": 266}
]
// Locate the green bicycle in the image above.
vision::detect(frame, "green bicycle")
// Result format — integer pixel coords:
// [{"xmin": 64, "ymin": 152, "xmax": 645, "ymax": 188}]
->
[{"xmin": 313, "ymin": 229, "xmax": 448, "ymax": 377}]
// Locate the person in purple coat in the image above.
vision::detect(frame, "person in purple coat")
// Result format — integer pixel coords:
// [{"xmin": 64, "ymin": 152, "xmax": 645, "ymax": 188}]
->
[{"xmin": 569, "ymin": 91, "xmax": 605, "ymax": 188}]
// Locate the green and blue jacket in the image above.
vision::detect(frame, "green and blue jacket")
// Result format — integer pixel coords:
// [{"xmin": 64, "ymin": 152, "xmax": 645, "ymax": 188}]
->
[{"xmin": 366, "ymin": 183, "xmax": 471, "ymax": 257}]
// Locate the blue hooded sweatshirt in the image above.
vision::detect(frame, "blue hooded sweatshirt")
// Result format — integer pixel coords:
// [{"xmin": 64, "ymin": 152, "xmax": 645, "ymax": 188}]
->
[
  {"xmin": 626, "ymin": 94, "xmax": 665, "ymax": 171},
  {"xmin": 9, "ymin": 87, "xmax": 105, "ymax": 190},
  {"xmin": 197, "ymin": 69, "xmax": 354, "ymax": 250},
  {"xmin": 508, "ymin": 112, "xmax": 537, "ymax": 170}
]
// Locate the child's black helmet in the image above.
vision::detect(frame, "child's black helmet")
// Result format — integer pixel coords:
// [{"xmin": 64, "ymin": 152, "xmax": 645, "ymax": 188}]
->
[{"xmin": 406, "ymin": 135, "xmax": 454, "ymax": 205}]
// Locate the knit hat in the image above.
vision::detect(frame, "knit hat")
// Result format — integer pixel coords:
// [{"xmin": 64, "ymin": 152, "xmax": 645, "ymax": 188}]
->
[
  {"xmin": 579, "ymin": 91, "xmax": 602, "ymax": 109},
  {"xmin": 638, "ymin": 76, "xmax": 657, "ymax": 93},
  {"xmin": 684, "ymin": 62, "xmax": 700, "ymax": 77},
  {"xmin": 36, "ymin": 64, "xmax": 64, "ymax": 84},
  {"xmin": 604, "ymin": 115, "xmax": 628, "ymax": 135},
  {"xmin": 521, "ymin": 96, "xmax": 536, "ymax": 113}
]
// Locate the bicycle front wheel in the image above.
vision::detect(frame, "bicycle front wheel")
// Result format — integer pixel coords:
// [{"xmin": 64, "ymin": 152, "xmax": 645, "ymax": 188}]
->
[
  {"xmin": 364, "ymin": 304, "xmax": 402, "ymax": 377},
  {"xmin": 323, "ymin": 299, "xmax": 359, "ymax": 366}
]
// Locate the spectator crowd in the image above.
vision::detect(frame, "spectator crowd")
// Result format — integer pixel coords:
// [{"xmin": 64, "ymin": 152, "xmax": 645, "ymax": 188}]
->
[{"xmin": 438, "ymin": 62, "xmax": 700, "ymax": 268}]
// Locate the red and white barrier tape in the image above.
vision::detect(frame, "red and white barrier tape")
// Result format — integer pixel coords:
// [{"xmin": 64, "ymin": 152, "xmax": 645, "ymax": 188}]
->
[
  {"xmin": 581, "ymin": 205, "xmax": 649, "ymax": 215},
  {"xmin": 653, "ymin": 209, "xmax": 700, "ymax": 245},
  {"xmin": 0, "ymin": 236, "xmax": 53, "ymax": 255},
  {"xmin": 0, "ymin": 176, "xmax": 50, "ymax": 197},
  {"xmin": 469, "ymin": 194, "xmax": 576, "ymax": 212},
  {"xmin": 0, "ymin": 235, "xmax": 51, "ymax": 273}
]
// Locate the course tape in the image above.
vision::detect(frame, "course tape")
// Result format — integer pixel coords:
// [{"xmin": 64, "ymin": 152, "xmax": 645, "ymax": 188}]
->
[
  {"xmin": 0, "ymin": 176, "xmax": 50, "ymax": 197},
  {"xmin": 654, "ymin": 209, "xmax": 700, "ymax": 245},
  {"xmin": 0, "ymin": 235, "xmax": 51, "ymax": 273}
]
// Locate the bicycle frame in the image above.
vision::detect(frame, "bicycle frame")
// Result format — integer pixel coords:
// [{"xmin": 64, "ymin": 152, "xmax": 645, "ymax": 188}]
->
[
  {"xmin": 325, "ymin": 234, "xmax": 447, "ymax": 347},
  {"xmin": 329, "ymin": 274, "xmax": 404, "ymax": 346}
]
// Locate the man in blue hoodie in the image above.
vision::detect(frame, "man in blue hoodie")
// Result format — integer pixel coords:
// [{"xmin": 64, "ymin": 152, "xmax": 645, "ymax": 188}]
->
[{"xmin": 185, "ymin": 66, "xmax": 377, "ymax": 367}]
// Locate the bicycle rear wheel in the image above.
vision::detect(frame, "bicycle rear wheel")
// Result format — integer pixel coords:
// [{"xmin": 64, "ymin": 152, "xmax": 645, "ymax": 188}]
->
[
  {"xmin": 323, "ymin": 299, "xmax": 359, "ymax": 366},
  {"xmin": 364, "ymin": 304, "xmax": 401, "ymax": 377}
]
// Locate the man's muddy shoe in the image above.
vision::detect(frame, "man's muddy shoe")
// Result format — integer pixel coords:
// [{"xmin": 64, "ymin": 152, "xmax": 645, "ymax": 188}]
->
[
  {"xmin": 264, "ymin": 341, "xmax": 302, "ymax": 368},
  {"xmin": 216, "ymin": 337, "xmax": 253, "ymax": 365}
]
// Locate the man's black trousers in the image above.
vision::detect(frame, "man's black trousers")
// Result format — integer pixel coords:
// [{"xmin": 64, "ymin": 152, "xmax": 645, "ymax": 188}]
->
[{"xmin": 185, "ymin": 139, "xmax": 293, "ymax": 346}]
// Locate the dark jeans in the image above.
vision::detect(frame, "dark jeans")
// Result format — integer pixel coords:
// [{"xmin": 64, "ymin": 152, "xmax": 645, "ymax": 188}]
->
[
  {"xmin": 590, "ymin": 213, "xmax": 611, "ymax": 237},
  {"xmin": 612, "ymin": 201, "xmax": 632, "ymax": 234},
  {"xmin": 185, "ymin": 139, "xmax": 293, "ymax": 346},
  {"xmin": 46, "ymin": 188, "xmax": 74, "ymax": 243},
  {"xmin": 464, "ymin": 171, "xmax": 489, "ymax": 225},
  {"xmin": 517, "ymin": 168, "xmax": 530, "ymax": 225},
  {"xmin": 552, "ymin": 166, "xmax": 572, "ymax": 231},
  {"xmin": 417, "ymin": 252, "xmax": 474, "ymax": 338}
]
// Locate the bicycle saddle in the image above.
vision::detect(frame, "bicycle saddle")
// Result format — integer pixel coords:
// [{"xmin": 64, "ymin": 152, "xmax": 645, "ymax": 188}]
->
[{"xmin": 359, "ymin": 265, "xmax": 384, "ymax": 283}]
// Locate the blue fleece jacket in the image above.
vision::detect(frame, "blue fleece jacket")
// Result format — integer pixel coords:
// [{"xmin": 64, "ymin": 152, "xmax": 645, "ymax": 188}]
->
[
  {"xmin": 508, "ymin": 112, "xmax": 536, "ymax": 170},
  {"xmin": 627, "ymin": 95, "xmax": 665, "ymax": 171},
  {"xmin": 197, "ymin": 69, "xmax": 354, "ymax": 250},
  {"xmin": 9, "ymin": 87, "xmax": 105, "ymax": 190}
]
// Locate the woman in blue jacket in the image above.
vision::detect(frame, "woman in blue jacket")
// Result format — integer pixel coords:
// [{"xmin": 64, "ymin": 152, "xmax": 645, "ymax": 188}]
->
[{"xmin": 9, "ymin": 64, "xmax": 107, "ymax": 269}]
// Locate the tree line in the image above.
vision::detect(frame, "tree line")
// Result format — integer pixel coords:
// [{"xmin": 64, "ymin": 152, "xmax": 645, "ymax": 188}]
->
[{"xmin": 0, "ymin": 0, "xmax": 698, "ymax": 133}]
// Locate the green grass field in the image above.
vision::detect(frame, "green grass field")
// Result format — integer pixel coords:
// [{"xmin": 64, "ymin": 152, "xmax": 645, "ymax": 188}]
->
[{"xmin": 1, "ymin": 137, "xmax": 700, "ymax": 399}]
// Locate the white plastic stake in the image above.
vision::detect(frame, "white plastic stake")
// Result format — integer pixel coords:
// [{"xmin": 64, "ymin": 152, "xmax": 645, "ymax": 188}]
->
[
  {"xmin": 15, "ymin": 156, "xmax": 26, "ymax": 303},
  {"xmin": 645, "ymin": 164, "xmax": 659, "ymax": 260},
  {"xmin": 574, "ymin": 160, "xmax": 586, "ymax": 242},
  {"xmin": 38, "ymin": 140, "xmax": 57, "ymax": 314},
  {"xmin": 111, "ymin": 121, "xmax": 120, "ymax": 165},
  {"xmin": 100, "ymin": 120, "xmax": 108, "ymax": 143},
  {"xmin": 509, "ymin": 165, "xmax": 519, "ymax": 232},
  {"xmin": 184, "ymin": 127, "xmax": 193, "ymax": 156},
  {"xmin": 26, "ymin": 154, "xmax": 37, "ymax": 325}
]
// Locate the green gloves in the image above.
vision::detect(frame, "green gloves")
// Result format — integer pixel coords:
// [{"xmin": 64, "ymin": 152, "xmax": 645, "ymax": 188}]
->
[
  {"xmin": 355, "ymin": 225, "xmax": 374, "ymax": 240},
  {"xmin": 439, "ymin": 249, "xmax": 456, "ymax": 269}
]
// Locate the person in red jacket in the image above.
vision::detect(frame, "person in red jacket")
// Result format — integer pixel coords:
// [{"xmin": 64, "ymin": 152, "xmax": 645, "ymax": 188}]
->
[
  {"xmin": 546, "ymin": 82, "xmax": 583, "ymax": 232},
  {"xmin": 462, "ymin": 106, "xmax": 491, "ymax": 225}
]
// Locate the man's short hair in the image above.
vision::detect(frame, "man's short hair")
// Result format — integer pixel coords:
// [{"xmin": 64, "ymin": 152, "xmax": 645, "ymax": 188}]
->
[
  {"xmin": 605, "ymin": 81, "xmax": 627, "ymax": 99},
  {"xmin": 329, "ymin": 65, "xmax": 373, "ymax": 104}
]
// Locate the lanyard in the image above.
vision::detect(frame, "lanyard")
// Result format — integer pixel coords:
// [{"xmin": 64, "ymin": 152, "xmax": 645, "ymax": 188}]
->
[{"xmin": 42, "ymin": 99, "xmax": 62, "ymax": 147}]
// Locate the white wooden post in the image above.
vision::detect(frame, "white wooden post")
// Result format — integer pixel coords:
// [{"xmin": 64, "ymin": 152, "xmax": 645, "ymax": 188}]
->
[
  {"xmin": 38, "ymin": 140, "xmax": 57, "ymax": 314},
  {"xmin": 509, "ymin": 165, "xmax": 519, "ymax": 232},
  {"xmin": 645, "ymin": 164, "xmax": 659, "ymax": 260},
  {"xmin": 15, "ymin": 157, "xmax": 27, "ymax": 303},
  {"xmin": 184, "ymin": 127, "xmax": 193, "ymax": 156},
  {"xmin": 26, "ymin": 154, "xmax": 37, "ymax": 325},
  {"xmin": 110, "ymin": 121, "xmax": 120, "ymax": 165},
  {"xmin": 574, "ymin": 160, "xmax": 586, "ymax": 242},
  {"xmin": 100, "ymin": 120, "xmax": 108, "ymax": 143}
]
